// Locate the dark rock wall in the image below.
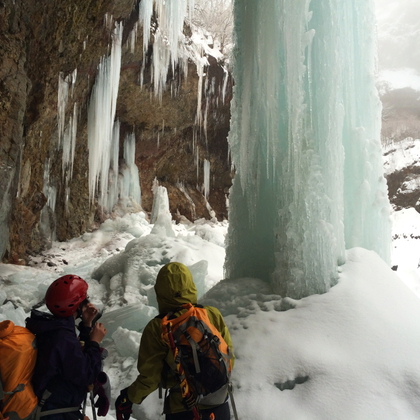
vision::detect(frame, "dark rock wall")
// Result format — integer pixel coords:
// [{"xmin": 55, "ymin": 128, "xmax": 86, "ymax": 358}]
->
[{"xmin": 0, "ymin": 0, "xmax": 233, "ymax": 264}]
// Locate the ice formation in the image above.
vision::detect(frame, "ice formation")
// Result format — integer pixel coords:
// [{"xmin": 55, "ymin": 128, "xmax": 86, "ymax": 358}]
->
[
  {"xmin": 225, "ymin": 0, "xmax": 391, "ymax": 298},
  {"xmin": 150, "ymin": 182, "xmax": 175, "ymax": 237},
  {"xmin": 57, "ymin": 69, "xmax": 78, "ymax": 207},
  {"xmin": 87, "ymin": 22, "xmax": 123, "ymax": 207},
  {"xmin": 57, "ymin": 69, "xmax": 77, "ymax": 155},
  {"xmin": 138, "ymin": 0, "xmax": 195, "ymax": 100},
  {"xmin": 87, "ymin": 188, "xmax": 220, "ymax": 315},
  {"xmin": 120, "ymin": 133, "xmax": 142, "ymax": 207},
  {"xmin": 101, "ymin": 121, "xmax": 121, "ymax": 213},
  {"xmin": 138, "ymin": 0, "xmax": 225, "ymax": 185},
  {"xmin": 39, "ymin": 159, "xmax": 57, "ymax": 242},
  {"xmin": 203, "ymin": 159, "xmax": 210, "ymax": 199}
]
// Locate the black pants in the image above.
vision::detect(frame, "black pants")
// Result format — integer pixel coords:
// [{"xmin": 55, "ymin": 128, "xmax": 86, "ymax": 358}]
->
[{"xmin": 165, "ymin": 401, "xmax": 230, "ymax": 420}]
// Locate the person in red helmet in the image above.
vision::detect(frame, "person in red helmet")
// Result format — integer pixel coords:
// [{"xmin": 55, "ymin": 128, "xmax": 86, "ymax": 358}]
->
[{"xmin": 26, "ymin": 275, "xmax": 107, "ymax": 420}]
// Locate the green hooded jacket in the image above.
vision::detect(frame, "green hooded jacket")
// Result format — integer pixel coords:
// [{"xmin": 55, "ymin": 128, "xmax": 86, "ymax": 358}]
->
[{"xmin": 127, "ymin": 262, "xmax": 235, "ymax": 414}]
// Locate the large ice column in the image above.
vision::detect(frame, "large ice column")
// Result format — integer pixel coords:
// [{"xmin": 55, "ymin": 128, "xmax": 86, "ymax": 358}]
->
[
  {"xmin": 338, "ymin": 2, "xmax": 391, "ymax": 261},
  {"xmin": 88, "ymin": 22, "xmax": 123, "ymax": 206},
  {"xmin": 225, "ymin": 0, "xmax": 391, "ymax": 298}
]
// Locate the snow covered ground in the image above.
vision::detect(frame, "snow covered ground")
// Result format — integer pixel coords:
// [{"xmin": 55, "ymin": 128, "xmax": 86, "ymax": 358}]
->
[
  {"xmin": 383, "ymin": 137, "xmax": 420, "ymax": 175},
  {"xmin": 1, "ymin": 194, "xmax": 420, "ymax": 419}
]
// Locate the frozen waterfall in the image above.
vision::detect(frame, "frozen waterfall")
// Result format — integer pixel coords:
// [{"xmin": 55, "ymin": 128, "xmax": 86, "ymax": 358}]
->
[
  {"xmin": 87, "ymin": 22, "xmax": 123, "ymax": 208},
  {"xmin": 225, "ymin": 0, "xmax": 391, "ymax": 298}
]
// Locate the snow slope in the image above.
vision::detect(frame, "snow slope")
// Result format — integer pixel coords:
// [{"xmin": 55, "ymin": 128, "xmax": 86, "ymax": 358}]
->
[{"xmin": 1, "ymin": 204, "xmax": 420, "ymax": 419}]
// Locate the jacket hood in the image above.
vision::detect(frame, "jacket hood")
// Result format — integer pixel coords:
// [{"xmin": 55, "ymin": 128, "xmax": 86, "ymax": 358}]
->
[
  {"xmin": 154, "ymin": 262, "xmax": 197, "ymax": 314},
  {"xmin": 26, "ymin": 309, "xmax": 76, "ymax": 335}
]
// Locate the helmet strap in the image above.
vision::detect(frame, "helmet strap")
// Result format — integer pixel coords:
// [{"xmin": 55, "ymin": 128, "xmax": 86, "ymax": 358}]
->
[
  {"xmin": 76, "ymin": 305, "xmax": 83, "ymax": 319},
  {"xmin": 75, "ymin": 298, "xmax": 90, "ymax": 319}
]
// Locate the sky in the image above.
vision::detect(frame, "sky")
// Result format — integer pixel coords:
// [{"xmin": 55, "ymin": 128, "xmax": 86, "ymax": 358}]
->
[
  {"xmin": 374, "ymin": 0, "xmax": 420, "ymax": 74},
  {"xmin": 2, "ymin": 178, "xmax": 420, "ymax": 419}
]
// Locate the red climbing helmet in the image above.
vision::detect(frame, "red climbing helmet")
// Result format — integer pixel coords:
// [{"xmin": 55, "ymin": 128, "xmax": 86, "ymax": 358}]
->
[{"xmin": 45, "ymin": 275, "xmax": 88, "ymax": 317}]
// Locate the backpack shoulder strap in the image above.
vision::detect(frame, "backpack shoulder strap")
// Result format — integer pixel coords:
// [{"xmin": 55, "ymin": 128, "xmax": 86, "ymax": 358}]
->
[{"xmin": 161, "ymin": 303, "xmax": 194, "ymax": 323}]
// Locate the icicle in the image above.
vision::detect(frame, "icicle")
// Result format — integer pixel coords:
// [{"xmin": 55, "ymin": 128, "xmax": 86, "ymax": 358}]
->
[
  {"xmin": 62, "ymin": 103, "xmax": 78, "ymax": 180},
  {"xmin": 58, "ymin": 70, "xmax": 78, "ymax": 202},
  {"xmin": 42, "ymin": 160, "xmax": 57, "ymax": 213},
  {"xmin": 57, "ymin": 72, "xmax": 69, "ymax": 148},
  {"xmin": 103, "ymin": 120, "xmax": 120, "ymax": 212},
  {"xmin": 203, "ymin": 97, "xmax": 209, "ymax": 145},
  {"xmin": 196, "ymin": 148, "xmax": 199, "ymax": 180},
  {"xmin": 40, "ymin": 159, "xmax": 57, "ymax": 243},
  {"xmin": 139, "ymin": 0, "xmax": 154, "ymax": 52},
  {"xmin": 87, "ymin": 21, "xmax": 123, "ymax": 206},
  {"xmin": 64, "ymin": 186, "xmax": 71, "ymax": 214},
  {"xmin": 129, "ymin": 22, "xmax": 138, "ymax": 53},
  {"xmin": 70, "ymin": 69, "xmax": 77, "ymax": 96},
  {"xmin": 194, "ymin": 50, "xmax": 206, "ymax": 127},
  {"xmin": 203, "ymin": 159, "xmax": 210, "ymax": 200},
  {"xmin": 104, "ymin": 13, "xmax": 114, "ymax": 30},
  {"xmin": 139, "ymin": 0, "xmax": 196, "ymax": 100},
  {"xmin": 187, "ymin": 0, "xmax": 195, "ymax": 22}
]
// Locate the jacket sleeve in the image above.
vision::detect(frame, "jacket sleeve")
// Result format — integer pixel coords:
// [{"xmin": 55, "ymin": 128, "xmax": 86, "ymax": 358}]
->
[
  {"xmin": 56, "ymin": 328, "xmax": 102, "ymax": 387},
  {"xmin": 127, "ymin": 318, "xmax": 168, "ymax": 404},
  {"xmin": 206, "ymin": 306, "xmax": 235, "ymax": 368}
]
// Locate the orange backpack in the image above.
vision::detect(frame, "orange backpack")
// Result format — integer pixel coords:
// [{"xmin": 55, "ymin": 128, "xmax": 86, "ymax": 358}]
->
[
  {"xmin": 0, "ymin": 320, "xmax": 38, "ymax": 420},
  {"xmin": 161, "ymin": 303, "xmax": 232, "ymax": 411}
]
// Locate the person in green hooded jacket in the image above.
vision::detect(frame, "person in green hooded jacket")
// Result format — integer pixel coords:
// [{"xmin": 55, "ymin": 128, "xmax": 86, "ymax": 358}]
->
[{"xmin": 115, "ymin": 262, "xmax": 234, "ymax": 420}]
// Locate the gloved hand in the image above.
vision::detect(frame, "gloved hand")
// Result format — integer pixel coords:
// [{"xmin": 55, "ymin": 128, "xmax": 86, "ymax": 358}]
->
[
  {"xmin": 94, "ymin": 372, "xmax": 111, "ymax": 416},
  {"xmin": 115, "ymin": 388, "xmax": 133, "ymax": 420}
]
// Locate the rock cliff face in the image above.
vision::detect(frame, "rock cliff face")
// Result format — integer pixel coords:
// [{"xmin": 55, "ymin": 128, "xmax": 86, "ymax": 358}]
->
[
  {"xmin": 380, "ymin": 87, "xmax": 420, "ymax": 214},
  {"xmin": 0, "ymin": 0, "xmax": 232, "ymax": 264},
  {"xmin": 383, "ymin": 139, "xmax": 420, "ymax": 213}
]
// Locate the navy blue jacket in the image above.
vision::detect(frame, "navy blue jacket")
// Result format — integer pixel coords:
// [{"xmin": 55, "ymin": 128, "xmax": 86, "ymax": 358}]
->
[{"xmin": 26, "ymin": 310, "xmax": 102, "ymax": 416}]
